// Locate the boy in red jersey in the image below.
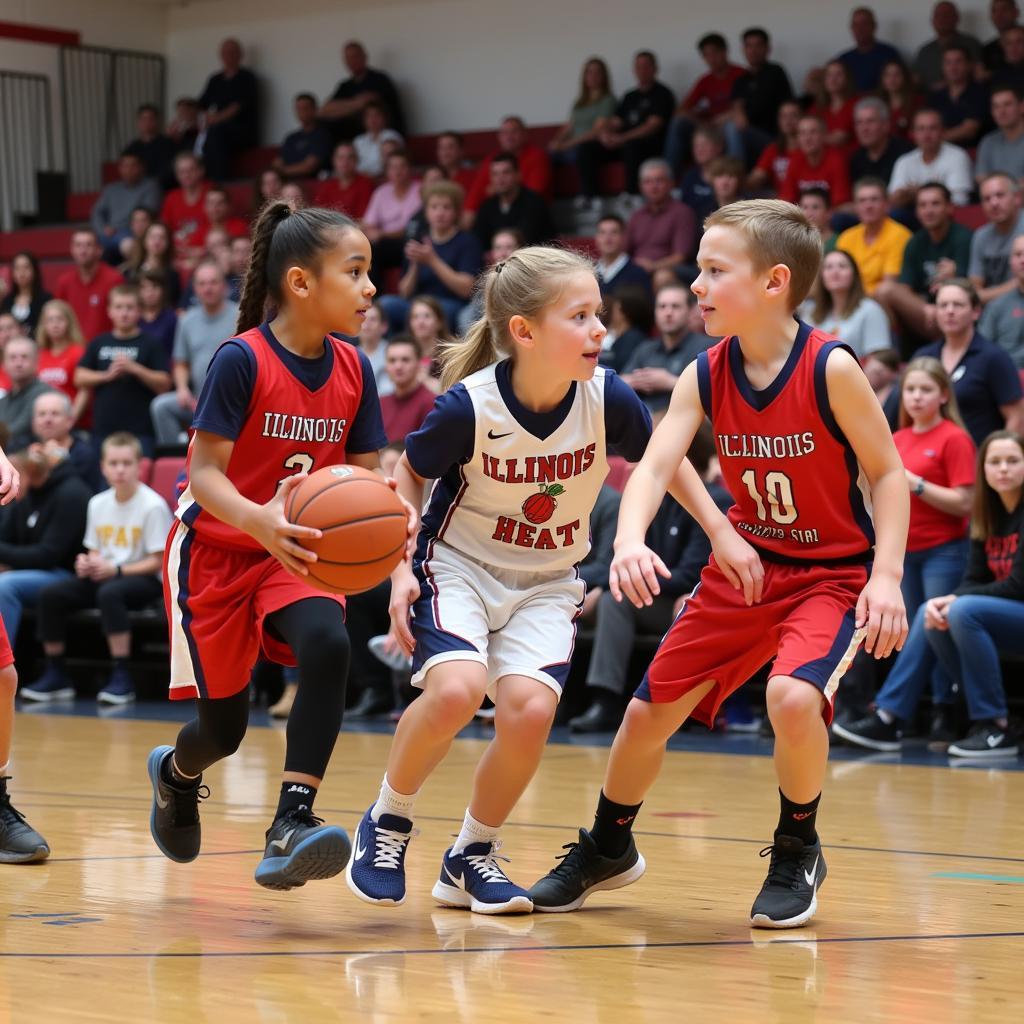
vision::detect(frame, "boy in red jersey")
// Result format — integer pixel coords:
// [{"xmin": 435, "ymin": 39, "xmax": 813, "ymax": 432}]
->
[{"xmin": 530, "ymin": 198, "xmax": 909, "ymax": 928}]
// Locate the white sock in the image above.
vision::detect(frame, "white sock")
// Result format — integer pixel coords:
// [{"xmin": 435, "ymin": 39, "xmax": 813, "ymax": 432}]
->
[
  {"xmin": 876, "ymin": 707, "xmax": 895, "ymax": 725},
  {"xmin": 451, "ymin": 809, "xmax": 499, "ymax": 855},
  {"xmin": 370, "ymin": 774, "xmax": 417, "ymax": 823},
  {"xmin": 0, "ymin": 761, "xmax": 9, "ymax": 776}
]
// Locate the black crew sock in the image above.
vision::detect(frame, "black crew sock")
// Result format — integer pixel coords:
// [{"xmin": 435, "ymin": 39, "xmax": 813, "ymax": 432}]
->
[
  {"xmin": 276, "ymin": 781, "xmax": 317, "ymax": 820},
  {"xmin": 112, "ymin": 656, "xmax": 127, "ymax": 671},
  {"xmin": 777, "ymin": 788, "xmax": 820, "ymax": 845},
  {"xmin": 590, "ymin": 790, "xmax": 643, "ymax": 858},
  {"xmin": 161, "ymin": 752, "xmax": 200, "ymax": 790}
]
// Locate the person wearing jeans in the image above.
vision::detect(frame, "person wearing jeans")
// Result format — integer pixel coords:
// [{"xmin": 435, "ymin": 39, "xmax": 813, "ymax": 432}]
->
[
  {"xmin": 0, "ymin": 447, "xmax": 89, "ymax": 646},
  {"xmin": 833, "ymin": 359, "xmax": 975, "ymax": 752},
  {"xmin": 925, "ymin": 431, "xmax": 1024, "ymax": 758}
]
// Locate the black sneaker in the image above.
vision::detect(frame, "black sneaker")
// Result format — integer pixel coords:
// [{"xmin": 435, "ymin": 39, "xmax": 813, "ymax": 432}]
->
[
  {"xmin": 568, "ymin": 700, "xmax": 620, "ymax": 734},
  {"xmin": 147, "ymin": 745, "xmax": 208, "ymax": 863},
  {"xmin": 948, "ymin": 721, "xmax": 1019, "ymax": 760},
  {"xmin": 927, "ymin": 704, "xmax": 959, "ymax": 752},
  {"xmin": 0, "ymin": 778, "xmax": 49, "ymax": 863},
  {"xmin": 750, "ymin": 834, "xmax": 827, "ymax": 929},
  {"xmin": 254, "ymin": 808, "xmax": 352, "ymax": 891},
  {"xmin": 528, "ymin": 828, "xmax": 646, "ymax": 912},
  {"xmin": 347, "ymin": 688, "xmax": 393, "ymax": 719},
  {"xmin": 831, "ymin": 712, "xmax": 902, "ymax": 752}
]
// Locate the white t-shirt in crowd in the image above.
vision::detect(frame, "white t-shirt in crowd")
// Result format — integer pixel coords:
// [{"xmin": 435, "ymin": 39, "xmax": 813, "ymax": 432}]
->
[
  {"xmin": 85, "ymin": 483, "xmax": 172, "ymax": 573},
  {"xmin": 888, "ymin": 143, "xmax": 974, "ymax": 206}
]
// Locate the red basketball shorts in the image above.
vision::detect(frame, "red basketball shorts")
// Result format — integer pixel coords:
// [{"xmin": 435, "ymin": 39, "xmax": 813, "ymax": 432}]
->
[
  {"xmin": 635, "ymin": 557, "xmax": 869, "ymax": 726},
  {"xmin": 0, "ymin": 616, "xmax": 13, "ymax": 670},
  {"xmin": 163, "ymin": 521, "xmax": 345, "ymax": 700}
]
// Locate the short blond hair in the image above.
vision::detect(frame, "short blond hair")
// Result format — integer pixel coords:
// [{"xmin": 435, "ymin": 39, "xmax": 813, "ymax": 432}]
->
[
  {"xmin": 422, "ymin": 180, "xmax": 465, "ymax": 217},
  {"xmin": 704, "ymin": 198, "xmax": 823, "ymax": 309}
]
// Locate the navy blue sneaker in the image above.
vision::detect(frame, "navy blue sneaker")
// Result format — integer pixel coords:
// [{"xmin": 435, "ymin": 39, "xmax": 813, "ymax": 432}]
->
[
  {"xmin": 20, "ymin": 667, "xmax": 75, "ymax": 702},
  {"xmin": 432, "ymin": 841, "xmax": 533, "ymax": 915},
  {"xmin": 345, "ymin": 806, "xmax": 415, "ymax": 906},
  {"xmin": 97, "ymin": 667, "xmax": 136, "ymax": 705},
  {"xmin": 254, "ymin": 808, "xmax": 351, "ymax": 891}
]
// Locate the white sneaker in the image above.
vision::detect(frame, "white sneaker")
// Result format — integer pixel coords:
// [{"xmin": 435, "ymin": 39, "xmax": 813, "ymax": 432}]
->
[{"xmin": 368, "ymin": 635, "xmax": 412, "ymax": 672}]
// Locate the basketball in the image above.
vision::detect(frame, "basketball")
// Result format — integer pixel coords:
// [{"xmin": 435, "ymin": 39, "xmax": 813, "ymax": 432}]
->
[{"xmin": 285, "ymin": 465, "xmax": 407, "ymax": 595}]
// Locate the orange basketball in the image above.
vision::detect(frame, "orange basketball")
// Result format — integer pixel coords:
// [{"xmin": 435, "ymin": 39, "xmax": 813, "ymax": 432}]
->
[{"xmin": 285, "ymin": 465, "xmax": 407, "ymax": 595}]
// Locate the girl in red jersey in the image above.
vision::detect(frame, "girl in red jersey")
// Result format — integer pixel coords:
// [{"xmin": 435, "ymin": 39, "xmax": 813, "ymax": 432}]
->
[
  {"xmin": 0, "ymin": 446, "xmax": 49, "ymax": 863},
  {"xmin": 147, "ymin": 201, "xmax": 413, "ymax": 891},
  {"xmin": 530, "ymin": 199, "xmax": 909, "ymax": 928}
]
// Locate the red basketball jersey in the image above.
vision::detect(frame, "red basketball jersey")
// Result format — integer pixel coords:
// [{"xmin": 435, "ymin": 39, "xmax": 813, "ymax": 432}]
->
[
  {"xmin": 177, "ymin": 326, "xmax": 367, "ymax": 550},
  {"xmin": 696, "ymin": 322, "xmax": 874, "ymax": 563}
]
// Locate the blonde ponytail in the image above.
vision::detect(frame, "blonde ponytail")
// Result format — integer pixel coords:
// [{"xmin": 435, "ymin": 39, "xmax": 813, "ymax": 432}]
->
[{"xmin": 439, "ymin": 244, "xmax": 595, "ymax": 390}]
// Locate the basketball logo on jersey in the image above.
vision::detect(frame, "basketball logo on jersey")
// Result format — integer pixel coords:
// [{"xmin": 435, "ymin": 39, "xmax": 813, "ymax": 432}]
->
[{"xmin": 521, "ymin": 484, "xmax": 564, "ymax": 524}]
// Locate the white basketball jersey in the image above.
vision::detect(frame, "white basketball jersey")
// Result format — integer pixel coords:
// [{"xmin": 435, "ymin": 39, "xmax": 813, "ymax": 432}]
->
[{"xmin": 426, "ymin": 362, "xmax": 610, "ymax": 572}]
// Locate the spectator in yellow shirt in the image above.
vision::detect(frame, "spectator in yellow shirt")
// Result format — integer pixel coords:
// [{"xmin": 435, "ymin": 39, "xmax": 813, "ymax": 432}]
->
[{"xmin": 837, "ymin": 177, "xmax": 913, "ymax": 293}]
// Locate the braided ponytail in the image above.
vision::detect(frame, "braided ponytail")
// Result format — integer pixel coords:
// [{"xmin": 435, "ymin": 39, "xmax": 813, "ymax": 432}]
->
[{"xmin": 236, "ymin": 201, "xmax": 292, "ymax": 332}]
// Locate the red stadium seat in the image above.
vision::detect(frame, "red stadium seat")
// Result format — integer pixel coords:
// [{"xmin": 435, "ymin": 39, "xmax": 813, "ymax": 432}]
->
[
  {"xmin": 149, "ymin": 455, "xmax": 187, "ymax": 510},
  {"xmin": 606, "ymin": 455, "xmax": 637, "ymax": 492},
  {"xmin": 0, "ymin": 226, "xmax": 77, "ymax": 261},
  {"xmin": 66, "ymin": 192, "xmax": 99, "ymax": 222},
  {"xmin": 137, "ymin": 457, "xmax": 153, "ymax": 486},
  {"xmin": 951, "ymin": 204, "xmax": 986, "ymax": 230}
]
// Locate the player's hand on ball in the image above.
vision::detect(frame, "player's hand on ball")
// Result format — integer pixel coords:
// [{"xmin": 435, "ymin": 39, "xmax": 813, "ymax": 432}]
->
[
  {"xmin": 709, "ymin": 522, "xmax": 764, "ymax": 605},
  {"xmin": 388, "ymin": 561, "xmax": 420, "ymax": 655},
  {"xmin": 610, "ymin": 539, "xmax": 670, "ymax": 608},
  {"xmin": 856, "ymin": 571, "xmax": 908, "ymax": 659},
  {"xmin": 252, "ymin": 474, "xmax": 323, "ymax": 577}
]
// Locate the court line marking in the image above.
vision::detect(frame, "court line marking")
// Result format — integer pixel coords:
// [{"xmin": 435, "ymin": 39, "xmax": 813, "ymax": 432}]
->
[
  {"xmin": 1, "ymin": 929, "xmax": 1021, "ymax": 960},
  {"xmin": 18, "ymin": 793, "xmax": 1024, "ymax": 866},
  {"xmin": 931, "ymin": 872, "xmax": 1024, "ymax": 884}
]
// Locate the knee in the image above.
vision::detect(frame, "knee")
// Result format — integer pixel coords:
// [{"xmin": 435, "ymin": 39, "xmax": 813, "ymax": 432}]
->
[
  {"xmin": 617, "ymin": 697, "xmax": 668, "ymax": 747},
  {"xmin": 499, "ymin": 692, "xmax": 556, "ymax": 743},
  {"xmin": 95, "ymin": 581, "xmax": 123, "ymax": 614},
  {"xmin": 944, "ymin": 597, "xmax": 976, "ymax": 632},
  {"xmin": 422, "ymin": 673, "xmax": 485, "ymax": 733},
  {"xmin": 766, "ymin": 678, "xmax": 824, "ymax": 741},
  {"xmin": 0, "ymin": 665, "xmax": 17, "ymax": 700},
  {"xmin": 298, "ymin": 626, "xmax": 351, "ymax": 676}
]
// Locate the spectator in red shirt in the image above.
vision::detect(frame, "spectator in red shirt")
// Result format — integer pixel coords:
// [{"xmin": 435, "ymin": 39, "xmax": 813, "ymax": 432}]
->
[
  {"xmin": 379, "ymin": 336, "xmax": 437, "ymax": 443},
  {"xmin": 196, "ymin": 187, "xmax": 248, "ymax": 247},
  {"xmin": 313, "ymin": 140, "xmax": 375, "ymax": 218},
  {"xmin": 463, "ymin": 116, "xmax": 552, "ymax": 217},
  {"xmin": 778, "ymin": 114, "xmax": 852, "ymax": 206},
  {"xmin": 746, "ymin": 99, "xmax": 803, "ymax": 193},
  {"xmin": 54, "ymin": 230, "xmax": 124, "ymax": 342},
  {"xmin": 436, "ymin": 132, "xmax": 477, "ymax": 194},
  {"xmin": 666, "ymin": 33, "xmax": 748, "ymax": 178},
  {"xmin": 160, "ymin": 152, "xmax": 211, "ymax": 252},
  {"xmin": 624, "ymin": 158, "xmax": 697, "ymax": 284},
  {"xmin": 34, "ymin": 300, "xmax": 85, "ymax": 414},
  {"xmin": 809, "ymin": 60, "xmax": 860, "ymax": 151}
]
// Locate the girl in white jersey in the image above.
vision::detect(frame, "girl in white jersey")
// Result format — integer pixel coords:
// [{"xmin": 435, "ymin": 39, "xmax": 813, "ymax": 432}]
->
[{"xmin": 347, "ymin": 246, "xmax": 652, "ymax": 913}]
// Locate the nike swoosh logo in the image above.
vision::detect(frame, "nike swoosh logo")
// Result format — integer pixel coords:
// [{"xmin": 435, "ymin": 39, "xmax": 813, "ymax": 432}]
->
[
  {"xmin": 269, "ymin": 828, "xmax": 296, "ymax": 854},
  {"xmin": 354, "ymin": 835, "xmax": 367, "ymax": 861},
  {"xmin": 487, "ymin": 430, "xmax": 513, "ymax": 440},
  {"xmin": 443, "ymin": 864, "xmax": 466, "ymax": 890},
  {"xmin": 804, "ymin": 855, "xmax": 819, "ymax": 887},
  {"xmin": 987, "ymin": 734, "xmax": 1003, "ymax": 748},
  {"xmin": 155, "ymin": 790, "xmax": 170, "ymax": 809}
]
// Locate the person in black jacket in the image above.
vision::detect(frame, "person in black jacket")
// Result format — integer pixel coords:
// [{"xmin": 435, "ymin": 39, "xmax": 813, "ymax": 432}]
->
[
  {"xmin": 472, "ymin": 154, "xmax": 555, "ymax": 248},
  {"xmin": 0, "ymin": 446, "xmax": 90, "ymax": 646},
  {"xmin": 570, "ymin": 424, "xmax": 730, "ymax": 733},
  {"xmin": 197, "ymin": 39, "xmax": 260, "ymax": 181}
]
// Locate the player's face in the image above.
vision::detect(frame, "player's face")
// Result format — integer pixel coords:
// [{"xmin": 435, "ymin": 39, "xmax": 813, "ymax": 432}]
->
[
  {"xmin": 529, "ymin": 271, "xmax": 606, "ymax": 381},
  {"xmin": 101, "ymin": 446, "xmax": 140, "ymax": 488},
  {"xmin": 306, "ymin": 227, "xmax": 376, "ymax": 336},
  {"xmin": 901, "ymin": 370, "xmax": 946, "ymax": 423},
  {"xmin": 935, "ymin": 284, "xmax": 979, "ymax": 335},
  {"xmin": 691, "ymin": 226, "xmax": 771, "ymax": 335},
  {"xmin": 984, "ymin": 437, "xmax": 1024, "ymax": 494}
]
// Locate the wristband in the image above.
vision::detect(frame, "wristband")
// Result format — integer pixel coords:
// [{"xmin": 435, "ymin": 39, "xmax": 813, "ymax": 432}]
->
[{"xmin": 913, "ymin": 477, "xmax": 925, "ymax": 496}]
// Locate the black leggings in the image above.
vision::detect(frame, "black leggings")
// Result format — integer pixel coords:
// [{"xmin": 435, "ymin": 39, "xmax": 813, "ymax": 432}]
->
[{"xmin": 173, "ymin": 597, "xmax": 351, "ymax": 779}]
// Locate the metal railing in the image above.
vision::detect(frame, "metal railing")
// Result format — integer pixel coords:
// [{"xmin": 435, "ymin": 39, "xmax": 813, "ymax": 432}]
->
[
  {"xmin": 0, "ymin": 71, "xmax": 54, "ymax": 231},
  {"xmin": 59, "ymin": 44, "xmax": 165, "ymax": 192}
]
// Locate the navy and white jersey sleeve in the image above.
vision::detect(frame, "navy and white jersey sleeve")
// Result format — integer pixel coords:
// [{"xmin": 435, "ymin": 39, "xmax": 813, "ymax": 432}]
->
[
  {"xmin": 346, "ymin": 349, "xmax": 388, "ymax": 454},
  {"xmin": 603, "ymin": 370, "xmax": 652, "ymax": 461},
  {"xmin": 190, "ymin": 340, "xmax": 255, "ymax": 440},
  {"xmin": 404, "ymin": 383, "xmax": 476, "ymax": 479}
]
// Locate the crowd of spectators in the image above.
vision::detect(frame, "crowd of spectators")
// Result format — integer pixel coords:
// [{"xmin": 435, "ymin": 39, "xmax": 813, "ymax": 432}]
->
[{"xmin": 0, "ymin": 4, "xmax": 1022, "ymax": 753}]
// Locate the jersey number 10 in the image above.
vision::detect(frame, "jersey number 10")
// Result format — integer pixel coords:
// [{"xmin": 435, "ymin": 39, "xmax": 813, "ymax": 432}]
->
[{"xmin": 740, "ymin": 468, "xmax": 798, "ymax": 525}]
